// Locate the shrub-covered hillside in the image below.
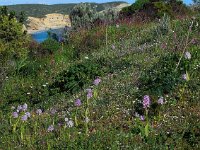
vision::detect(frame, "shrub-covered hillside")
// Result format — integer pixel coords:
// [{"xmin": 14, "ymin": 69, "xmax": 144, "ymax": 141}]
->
[
  {"xmin": 120, "ymin": 0, "xmax": 190, "ymax": 19},
  {"xmin": 7, "ymin": 1, "xmax": 127, "ymax": 18},
  {"xmin": 0, "ymin": 1, "xmax": 200, "ymax": 149}
]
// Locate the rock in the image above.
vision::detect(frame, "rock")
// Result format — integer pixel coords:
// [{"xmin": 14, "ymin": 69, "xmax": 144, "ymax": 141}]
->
[{"xmin": 27, "ymin": 13, "xmax": 71, "ymax": 34}]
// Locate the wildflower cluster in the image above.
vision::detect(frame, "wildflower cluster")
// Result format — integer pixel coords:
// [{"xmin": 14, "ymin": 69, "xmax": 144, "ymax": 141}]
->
[
  {"xmin": 93, "ymin": 77, "xmax": 101, "ymax": 86},
  {"xmin": 74, "ymin": 99, "xmax": 81, "ymax": 107},
  {"xmin": 86, "ymin": 89, "xmax": 93, "ymax": 99},
  {"xmin": 12, "ymin": 103, "xmax": 31, "ymax": 121},
  {"xmin": 143, "ymin": 95, "xmax": 150, "ymax": 109}
]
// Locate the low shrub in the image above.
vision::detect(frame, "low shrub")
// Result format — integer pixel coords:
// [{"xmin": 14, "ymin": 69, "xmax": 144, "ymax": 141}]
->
[
  {"xmin": 138, "ymin": 46, "xmax": 200, "ymax": 98},
  {"xmin": 95, "ymin": 8, "xmax": 119, "ymax": 25},
  {"xmin": 120, "ymin": 0, "xmax": 189, "ymax": 20},
  {"xmin": 1, "ymin": 77, "xmax": 50, "ymax": 109},
  {"xmin": 50, "ymin": 60, "xmax": 106, "ymax": 94},
  {"xmin": 40, "ymin": 38, "xmax": 60, "ymax": 54},
  {"xmin": 139, "ymin": 53, "xmax": 182, "ymax": 96},
  {"xmin": 154, "ymin": 13, "xmax": 171, "ymax": 37},
  {"xmin": 120, "ymin": 0, "xmax": 150, "ymax": 17}
]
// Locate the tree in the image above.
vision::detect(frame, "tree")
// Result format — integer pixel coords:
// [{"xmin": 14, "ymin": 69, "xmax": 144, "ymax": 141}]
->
[
  {"xmin": 19, "ymin": 11, "xmax": 26, "ymax": 23},
  {"xmin": 0, "ymin": 6, "xmax": 8, "ymax": 16},
  {"xmin": 0, "ymin": 7, "xmax": 29, "ymax": 60}
]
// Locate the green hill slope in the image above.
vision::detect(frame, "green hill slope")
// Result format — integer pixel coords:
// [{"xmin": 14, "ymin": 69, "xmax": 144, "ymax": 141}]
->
[{"xmin": 7, "ymin": 2, "xmax": 127, "ymax": 18}]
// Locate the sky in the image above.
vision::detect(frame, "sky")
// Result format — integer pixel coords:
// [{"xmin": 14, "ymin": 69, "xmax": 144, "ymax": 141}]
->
[{"xmin": 0, "ymin": 0, "xmax": 194, "ymax": 6}]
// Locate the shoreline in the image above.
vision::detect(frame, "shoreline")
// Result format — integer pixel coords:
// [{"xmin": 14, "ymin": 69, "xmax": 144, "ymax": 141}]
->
[{"xmin": 27, "ymin": 26, "xmax": 66, "ymax": 34}]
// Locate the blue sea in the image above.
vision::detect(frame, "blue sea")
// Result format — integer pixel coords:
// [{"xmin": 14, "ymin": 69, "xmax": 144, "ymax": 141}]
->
[{"xmin": 31, "ymin": 28, "xmax": 64, "ymax": 43}]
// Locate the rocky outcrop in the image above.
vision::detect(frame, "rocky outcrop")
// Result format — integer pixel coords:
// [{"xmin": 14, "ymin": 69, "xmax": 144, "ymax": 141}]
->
[{"xmin": 27, "ymin": 13, "xmax": 71, "ymax": 34}]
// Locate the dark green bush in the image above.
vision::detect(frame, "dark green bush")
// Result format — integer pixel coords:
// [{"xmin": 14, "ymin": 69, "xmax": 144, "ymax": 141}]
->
[
  {"xmin": 138, "ymin": 46, "xmax": 200, "ymax": 97},
  {"xmin": 154, "ymin": 1, "xmax": 173, "ymax": 18},
  {"xmin": 16, "ymin": 60, "xmax": 43, "ymax": 77},
  {"xmin": 0, "ymin": 7, "xmax": 29, "ymax": 89},
  {"xmin": 1, "ymin": 79, "xmax": 50, "ymax": 109},
  {"xmin": 120, "ymin": 0, "xmax": 150, "ymax": 17},
  {"xmin": 40, "ymin": 38, "xmax": 60, "ymax": 54},
  {"xmin": 139, "ymin": 53, "xmax": 182, "ymax": 96},
  {"xmin": 0, "ymin": 7, "xmax": 29, "ymax": 61},
  {"xmin": 120, "ymin": 0, "xmax": 189, "ymax": 19},
  {"xmin": 51, "ymin": 60, "xmax": 106, "ymax": 94}
]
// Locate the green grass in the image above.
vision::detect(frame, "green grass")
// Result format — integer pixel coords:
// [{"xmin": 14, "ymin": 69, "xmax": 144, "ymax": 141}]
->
[{"xmin": 0, "ymin": 14, "xmax": 200, "ymax": 149}]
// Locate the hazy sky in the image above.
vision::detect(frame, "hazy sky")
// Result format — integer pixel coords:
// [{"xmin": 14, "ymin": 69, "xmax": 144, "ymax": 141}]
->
[{"xmin": 0, "ymin": 0, "xmax": 194, "ymax": 5}]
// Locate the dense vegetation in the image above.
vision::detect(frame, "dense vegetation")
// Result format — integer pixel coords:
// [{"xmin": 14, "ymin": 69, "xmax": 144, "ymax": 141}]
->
[
  {"xmin": 120, "ymin": 0, "xmax": 189, "ymax": 18},
  {"xmin": 7, "ymin": 1, "xmax": 126, "ymax": 18},
  {"xmin": 0, "ymin": 6, "xmax": 29, "ymax": 89},
  {"xmin": 0, "ymin": 1, "xmax": 200, "ymax": 149}
]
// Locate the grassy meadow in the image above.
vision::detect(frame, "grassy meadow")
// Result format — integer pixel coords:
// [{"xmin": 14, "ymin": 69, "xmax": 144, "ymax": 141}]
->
[{"xmin": 0, "ymin": 2, "xmax": 200, "ymax": 149}]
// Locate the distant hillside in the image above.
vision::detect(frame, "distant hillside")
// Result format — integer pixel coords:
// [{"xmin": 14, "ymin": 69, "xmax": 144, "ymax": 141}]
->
[{"xmin": 7, "ymin": 1, "xmax": 128, "ymax": 18}]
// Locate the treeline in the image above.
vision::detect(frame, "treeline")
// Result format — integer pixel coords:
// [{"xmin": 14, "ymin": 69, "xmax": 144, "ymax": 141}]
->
[{"xmin": 6, "ymin": 1, "xmax": 126, "ymax": 18}]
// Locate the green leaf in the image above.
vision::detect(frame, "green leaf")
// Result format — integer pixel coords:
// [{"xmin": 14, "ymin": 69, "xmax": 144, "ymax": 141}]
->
[
  {"xmin": 94, "ymin": 89, "xmax": 98, "ymax": 98},
  {"xmin": 145, "ymin": 122, "xmax": 149, "ymax": 137},
  {"xmin": 186, "ymin": 70, "xmax": 190, "ymax": 81}
]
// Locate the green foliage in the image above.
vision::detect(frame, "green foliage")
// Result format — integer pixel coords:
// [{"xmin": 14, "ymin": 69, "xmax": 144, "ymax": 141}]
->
[
  {"xmin": 0, "ymin": 7, "xmax": 28, "ymax": 59},
  {"xmin": 51, "ymin": 60, "xmax": 105, "ymax": 94},
  {"xmin": 97, "ymin": 8, "xmax": 119, "ymax": 24},
  {"xmin": 154, "ymin": 13, "xmax": 171, "ymax": 37},
  {"xmin": 69, "ymin": 3, "xmax": 98, "ymax": 29},
  {"xmin": 192, "ymin": 0, "xmax": 200, "ymax": 12},
  {"xmin": 1, "ymin": 77, "xmax": 50, "ymax": 107},
  {"xmin": 139, "ymin": 47, "xmax": 200, "ymax": 97},
  {"xmin": 120, "ymin": 0, "xmax": 150, "ymax": 16},
  {"xmin": 69, "ymin": 2, "xmax": 121, "ymax": 29},
  {"xmin": 18, "ymin": 11, "xmax": 26, "ymax": 23},
  {"xmin": 120, "ymin": 0, "xmax": 189, "ymax": 19},
  {"xmin": 6, "ymin": 2, "xmax": 125, "ymax": 18},
  {"xmin": 0, "ymin": 8, "xmax": 200, "ymax": 150},
  {"xmin": 0, "ymin": 7, "xmax": 29, "ymax": 82},
  {"xmin": 0, "ymin": 6, "xmax": 8, "ymax": 16},
  {"xmin": 0, "ymin": 16, "xmax": 23, "ymax": 42},
  {"xmin": 154, "ymin": 1, "xmax": 173, "ymax": 17},
  {"xmin": 139, "ymin": 53, "xmax": 182, "ymax": 96},
  {"xmin": 69, "ymin": 27, "xmax": 105, "ymax": 55},
  {"xmin": 132, "ymin": 0, "xmax": 150, "ymax": 11},
  {"xmin": 40, "ymin": 39, "xmax": 60, "ymax": 54}
]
